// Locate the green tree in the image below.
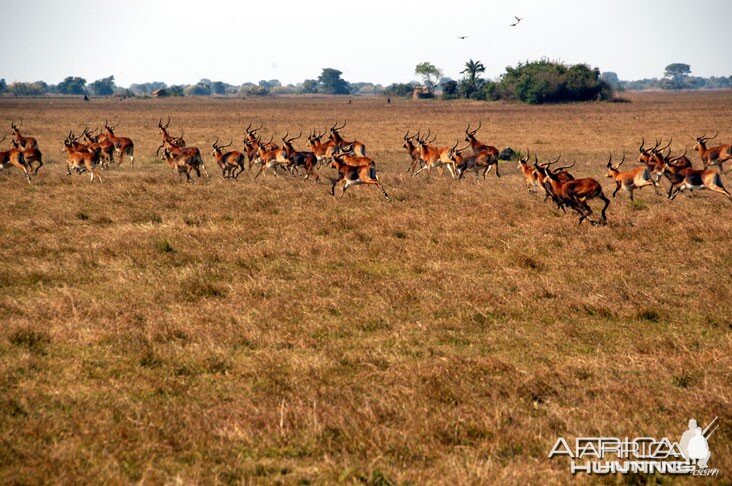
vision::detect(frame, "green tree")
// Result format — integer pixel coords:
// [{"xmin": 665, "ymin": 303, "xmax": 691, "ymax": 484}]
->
[
  {"xmin": 300, "ymin": 79, "xmax": 318, "ymax": 94},
  {"xmin": 664, "ymin": 63, "xmax": 691, "ymax": 79},
  {"xmin": 0, "ymin": 78, "xmax": 6, "ymax": 94},
  {"xmin": 415, "ymin": 62, "xmax": 442, "ymax": 91},
  {"xmin": 441, "ymin": 80, "xmax": 459, "ymax": 100},
  {"xmin": 88, "ymin": 75, "xmax": 116, "ymax": 96},
  {"xmin": 57, "ymin": 76, "xmax": 87, "ymax": 95},
  {"xmin": 168, "ymin": 85, "xmax": 185, "ymax": 97},
  {"xmin": 318, "ymin": 68, "xmax": 350, "ymax": 95},
  {"xmin": 460, "ymin": 59, "xmax": 486, "ymax": 99}
]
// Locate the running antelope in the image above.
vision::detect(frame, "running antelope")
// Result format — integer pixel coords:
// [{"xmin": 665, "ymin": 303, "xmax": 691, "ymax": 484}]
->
[
  {"xmin": 533, "ymin": 155, "xmax": 575, "ymax": 208},
  {"xmin": 280, "ymin": 131, "xmax": 319, "ymax": 181},
  {"xmin": 544, "ymin": 165, "xmax": 610, "ymax": 225},
  {"xmin": 694, "ymin": 132, "xmax": 732, "ymax": 172},
  {"xmin": 161, "ymin": 147, "xmax": 207, "ymax": 182},
  {"xmin": 101, "ymin": 119, "xmax": 135, "ymax": 165},
  {"xmin": 306, "ymin": 130, "xmax": 337, "ymax": 168},
  {"xmin": 62, "ymin": 133, "xmax": 103, "ymax": 182},
  {"xmin": 158, "ymin": 117, "xmax": 186, "ymax": 148},
  {"xmin": 10, "ymin": 139, "xmax": 43, "ymax": 175},
  {"xmin": 662, "ymin": 162, "xmax": 731, "ymax": 200},
  {"xmin": 413, "ymin": 131, "xmax": 457, "ymax": 179},
  {"xmin": 0, "ymin": 135, "xmax": 32, "ymax": 183},
  {"xmin": 329, "ymin": 144, "xmax": 391, "ymax": 201},
  {"xmin": 637, "ymin": 137, "xmax": 663, "ymax": 166},
  {"xmin": 402, "ymin": 131, "xmax": 424, "ymax": 174},
  {"xmin": 328, "ymin": 121, "xmax": 366, "ymax": 156},
  {"xmin": 212, "ymin": 138, "xmax": 246, "ymax": 179},
  {"xmin": 10, "ymin": 120, "xmax": 38, "ymax": 150},
  {"xmin": 516, "ymin": 149, "xmax": 539, "ymax": 193},
  {"xmin": 605, "ymin": 153, "xmax": 658, "ymax": 200},
  {"xmin": 81, "ymin": 127, "xmax": 115, "ymax": 168}
]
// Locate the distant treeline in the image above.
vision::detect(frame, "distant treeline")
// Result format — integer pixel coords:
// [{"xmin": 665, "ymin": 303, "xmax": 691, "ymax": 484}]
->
[{"xmin": 1, "ymin": 61, "xmax": 729, "ymax": 104}]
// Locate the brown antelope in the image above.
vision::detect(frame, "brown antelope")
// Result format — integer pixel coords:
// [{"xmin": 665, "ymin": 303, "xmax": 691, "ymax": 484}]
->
[
  {"xmin": 244, "ymin": 122, "xmax": 263, "ymax": 144},
  {"xmin": 516, "ymin": 149, "xmax": 539, "ymax": 193},
  {"xmin": 212, "ymin": 138, "xmax": 246, "ymax": 179},
  {"xmin": 306, "ymin": 129, "xmax": 337, "ymax": 168},
  {"xmin": 160, "ymin": 143, "xmax": 208, "ymax": 176},
  {"xmin": 544, "ymin": 165, "xmax": 610, "ymax": 225},
  {"xmin": 81, "ymin": 127, "xmax": 115, "ymax": 168},
  {"xmin": 605, "ymin": 153, "xmax": 658, "ymax": 200},
  {"xmin": 637, "ymin": 137, "xmax": 663, "ymax": 166},
  {"xmin": 62, "ymin": 133, "xmax": 103, "ymax": 182},
  {"xmin": 100, "ymin": 119, "xmax": 135, "ymax": 165},
  {"xmin": 413, "ymin": 131, "xmax": 457, "ymax": 179},
  {"xmin": 252, "ymin": 142, "xmax": 287, "ymax": 179},
  {"xmin": 161, "ymin": 146, "xmax": 207, "ymax": 182},
  {"xmin": 10, "ymin": 139, "xmax": 43, "ymax": 175},
  {"xmin": 328, "ymin": 121, "xmax": 366, "ymax": 156},
  {"xmin": 694, "ymin": 132, "xmax": 732, "ymax": 172},
  {"xmin": 158, "ymin": 117, "xmax": 186, "ymax": 148},
  {"xmin": 10, "ymin": 120, "xmax": 38, "ymax": 150},
  {"xmin": 0, "ymin": 135, "xmax": 32, "ymax": 183},
  {"xmin": 402, "ymin": 131, "xmax": 424, "ymax": 174},
  {"xmin": 647, "ymin": 146, "xmax": 692, "ymax": 196},
  {"xmin": 280, "ymin": 131, "xmax": 319, "ymax": 181},
  {"xmin": 662, "ymin": 161, "xmax": 731, "ymax": 200},
  {"xmin": 533, "ymin": 155, "xmax": 575, "ymax": 208},
  {"xmin": 458, "ymin": 123, "xmax": 501, "ymax": 179},
  {"xmin": 329, "ymin": 144, "xmax": 391, "ymax": 201}
]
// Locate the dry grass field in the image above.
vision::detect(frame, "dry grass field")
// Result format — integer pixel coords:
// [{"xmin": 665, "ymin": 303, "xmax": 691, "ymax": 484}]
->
[{"xmin": 1, "ymin": 91, "xmax": 731, "ymax": 484}]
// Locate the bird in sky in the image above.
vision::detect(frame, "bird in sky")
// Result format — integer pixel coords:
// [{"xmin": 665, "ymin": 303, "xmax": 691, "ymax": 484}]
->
[
  {"xmin": 509, "ymin": 16, "xmax": 523, "ymax": 27},
  {"xmin": 457, "ymin": 35, "xmax": 468, "ymax": 40}
]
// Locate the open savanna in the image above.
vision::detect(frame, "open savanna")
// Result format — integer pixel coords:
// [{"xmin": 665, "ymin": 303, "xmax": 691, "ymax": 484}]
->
[{"xmin": 1, "ymin": 91, "xmax": 731, "ymax": 485}]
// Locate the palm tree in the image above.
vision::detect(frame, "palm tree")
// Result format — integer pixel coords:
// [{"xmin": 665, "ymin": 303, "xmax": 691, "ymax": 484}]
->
[{"xmin": 461, "ymin": 59, "xmax": 486, "ymax": 87}]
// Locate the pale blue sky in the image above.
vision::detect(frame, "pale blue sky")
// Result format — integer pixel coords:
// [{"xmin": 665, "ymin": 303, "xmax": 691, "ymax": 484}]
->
[{"xmin": 1, "ymin": 0, "xmax": 730, "ymax": 86}]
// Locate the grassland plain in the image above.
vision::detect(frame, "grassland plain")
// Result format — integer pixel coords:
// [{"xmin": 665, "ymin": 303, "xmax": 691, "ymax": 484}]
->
[{"xmin": 0, "ymin": 91, "xmax": 730, "ymax": 485}]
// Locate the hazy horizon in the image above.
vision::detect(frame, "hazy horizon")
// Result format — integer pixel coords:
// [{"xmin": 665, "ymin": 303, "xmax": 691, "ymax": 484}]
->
[{"xmin": 1, "ymin": 0, "xmax": 730, "ymax": 87}]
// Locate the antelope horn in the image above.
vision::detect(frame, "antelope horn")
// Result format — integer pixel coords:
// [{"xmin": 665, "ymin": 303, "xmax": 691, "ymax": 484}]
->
[
  {"xmin": 607, "ymin": 153, "xmax": 613, "ymax": 168},
  {"xmin": 639, "ymin": 137, "xmax": 645, "ymax": 153},
  {"xmin": 428, "ymin": 134, "xmax": 437, "ymax": 144},
  {"xmin": 158, "ymin": 118, "xmax": 163, "ymax": 128},
  {"xmin": 697, "ymin": 131, "xmax": 706, "ymax": 140},
  {"xmin": 451, "ymin": 139, "xmax": 459, "ymax": 152},
  {"xmin": 222, "ymin": 139, "xmax": 233, "ymax": 149},
  {"xmin": 618, "ymin": 153, "xmax": 625, "ymax": 167},
  {"xmin": 465, "ymin": 122, "xmax": 471, "ymax": 134},
  {"xmin": 18, "ymin": 119, "xmax": 23, "ymax": 128},
  {"xmin": 471, "ymin": 120, "xmax": 482, "ymax": 134},
  {"xmin": 555, "ymin": 160, "xmax": 576, "ymax": 171},
  {"xmin": 10, "ymin": 120, "xmax": 16, "ymax": 129},
  {"xmin": 706, "ymin": 131, "xmax": 718, "ymax": 141},
  {"xmin": 213, "ymin": 136, "xmax": 219, "ymax": 148},
  {"xmin": 659, "ymin": 138, "xmax": 672, "ymax": 151},
  {"xmin": 457, "ymin": 143, "xmax": 471, "ymax": 152},
  {"xmin": 282, "ymin": 130, "xmax": 289, "ymax": 141},
  {"xmin": 111, "ymin": 118, "xmax": 120, "ymax": 129},
  {"xmin": 403, "ymin": 130, "xmax": 410, "ymax": 141},
  {"xmin": 546, "ymin": 154, "xmax": 562, "ymax": 165},
  {"xmin": 267, "ymin": 134, "xmax": 273, "ymax": 144},
  {"xmin": 289, "ymin": 131, "xmax": 302, "ymax": 142},
  {"xmin": 651, "ymin": 138, "xmax": 661, "ymax": 151},
  {"xmin": 336, "ymin": 120, "xmax": 347, "ymax": 131},
  {"xmin": 164, "ymin": 116, "xmax": 170, "ymax": 128}
]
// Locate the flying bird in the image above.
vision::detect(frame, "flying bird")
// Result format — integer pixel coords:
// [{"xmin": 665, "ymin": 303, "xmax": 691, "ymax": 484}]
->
[
  {"xmin": 509, "ymin": 16, "xmax": 523, "ymax": 27},
  {"xmin": 457, "ymin": 35, "xmax": 468, "ymax": 40}
]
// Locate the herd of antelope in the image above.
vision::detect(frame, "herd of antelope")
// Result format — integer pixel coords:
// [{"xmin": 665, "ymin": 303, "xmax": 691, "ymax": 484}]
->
[{"xmin": 1, "ymin": 118, "xmax": 731, "ymax": 224}]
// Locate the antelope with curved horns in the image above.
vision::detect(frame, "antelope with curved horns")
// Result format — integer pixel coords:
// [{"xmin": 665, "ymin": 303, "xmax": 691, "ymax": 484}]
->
[
  {"xmin": 448, "ymin": 142, "xmax": 477, "ymax": 179},
  {"xmin": 281, "ymin": 131, "xmax": 319, "ymax": 181},
  {"xmin": 694, "ymin": 131, "xmax": 732, "ymax": 172},
  {"xmin": 0, "ymin": 134, "xmax": 33, "ymax": 183},
  {"xmin": 102, "ymin": 118, "xmax": 135, "ymax": 165},
  {"xmin": 516, "ymin": 149, "xmax": 539, "ymax": 193},
  {"xmin": 543, "ymin": 164, "xmax": 610, "ymax": 225},
  {"xmin": 328, "ymin": 121, "xmax": 366, "ymax": 157},
  {"xmin": 663, "ymin": 159, "xmax": 731, "ymax": 200},
  {"xmin": 161, "ymin": 146, "xmax": 207, "ymax": 182},
  {"xmin": 244, "ymin": 122, "xmax": 263, "ymax": 144},
  {"xmin": 212, "ymin": 137, "xmax": 246, "ymax": 179},
  {"xmin": 533, "ymin": 155, "xmax": 576, "ymax": 209},
  {"xmin": 605, "ymin": 153, "xmax": 658, "ymax": 201},
  {"xmin": 62, "ymin": 131, "xmax": 103, "ymax": 182},
  {"xmin": 158, "ymin": 117, "xmax": 186, "ymax": 149},
  {"xmin": 10, "ymin": 120, "xmax": 38, "ymax": 150},
  {"xmin": 306, "ymin": 129, "xmax": 337, "ymax": 168},
  {"xmin": 329, "ymin": 144, "xmax": 391, "ymax": 201},
  {"xmin": 413, "ymin": 132, "xmax": 457, "ymax": 179},
  {"xmin": 647, "ymin": 145, "xmax": 692, "ymax": 194},
  {"xmin": 464, "ymin": 122, "xmax": 499, "ymax": 156},
  {"xmin": 10, "ymin": 139, "xmax": 43, "ymax": 175},
  {"xmin": 637, "ymin": 137, "xmax": 662, "ymax": 165},
  {"xmin": 81, "ymin": 126, "xmax": 115, "ymax": 169},
  {"xmin": 403, "ymin": 131, "xmax": 424, "ymax": 174}
]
